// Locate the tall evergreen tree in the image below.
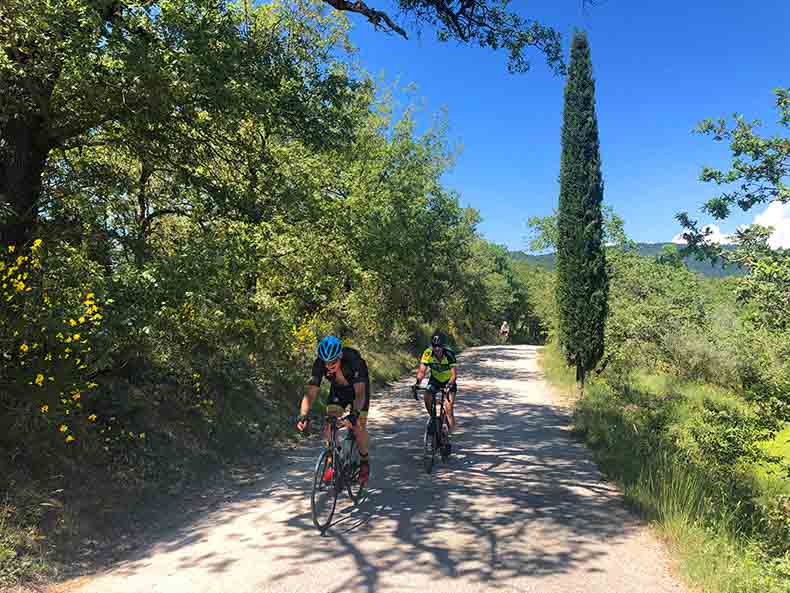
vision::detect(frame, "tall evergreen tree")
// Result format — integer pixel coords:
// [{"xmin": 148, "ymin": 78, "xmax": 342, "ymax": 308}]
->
[{"xmin": 556, "ymin": 31, "xmax": 608, "ymax": 392}]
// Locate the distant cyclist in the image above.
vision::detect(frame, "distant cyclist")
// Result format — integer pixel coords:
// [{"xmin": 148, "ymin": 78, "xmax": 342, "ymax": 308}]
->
[
  {"xmin": 499, "ymin": 320, "xmax": 510, "ymax": 343},
  {"xmin": 296, "ymin": 336, "xmax": 371, "ymax": 487},
  {"xmin": 412, "ymin": 333, "xmax": 458, "ymax": 432}
]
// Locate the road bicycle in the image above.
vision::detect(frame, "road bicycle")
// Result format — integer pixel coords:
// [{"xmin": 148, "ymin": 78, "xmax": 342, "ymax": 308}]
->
[
  {"xmin": 412, "ymin": 385, "xmax": 452, "ymax": 474},
  {"xmin": 307, "ymin": 412, "xmax": 365, "ymax": 533}
]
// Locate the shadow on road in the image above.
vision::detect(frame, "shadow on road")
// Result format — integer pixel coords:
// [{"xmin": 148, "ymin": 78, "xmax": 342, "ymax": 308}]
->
[{"xmin": 78, "ymin": 346, "xmax": 640, "ymax": 593}]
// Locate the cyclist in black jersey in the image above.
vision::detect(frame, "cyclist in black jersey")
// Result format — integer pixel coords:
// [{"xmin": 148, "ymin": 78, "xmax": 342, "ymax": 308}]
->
[{"xmin": 296, "ymin": 336, "xmax": 371, "ymax": 487}]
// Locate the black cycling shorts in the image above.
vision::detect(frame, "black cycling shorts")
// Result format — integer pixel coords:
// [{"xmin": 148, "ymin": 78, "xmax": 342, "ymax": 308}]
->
[
  {"xmin": 326, "ymin": 382, "xmax": 370, "ymax": 417},
  {"xmin": 428, "ymin": 377, "xmax": 457, "ymax": 398}
]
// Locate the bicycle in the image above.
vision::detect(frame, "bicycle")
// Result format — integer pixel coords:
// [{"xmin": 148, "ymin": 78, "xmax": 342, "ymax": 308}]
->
[
  {"xmin": 305, "ymin": 412, "xmax": 365, "ymax": 533},
  {"xmin": 412, "ymin": 385, "xmax": 452, "ymax": 474}
]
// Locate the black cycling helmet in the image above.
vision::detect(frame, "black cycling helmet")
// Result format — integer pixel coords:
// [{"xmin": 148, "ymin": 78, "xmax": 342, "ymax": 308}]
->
[{"xmin": 431, "ymin": 334, "xmax": 443, "ymax": 347}]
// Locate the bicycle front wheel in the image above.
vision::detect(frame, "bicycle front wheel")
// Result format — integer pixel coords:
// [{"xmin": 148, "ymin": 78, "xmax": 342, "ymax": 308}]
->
[
  {"xmin": 311, "ymin": 449, "xmax": 338, "ymax": 533},
  {"xmin": 423, "ymin": 420, "xmax": 436, "ymax": 474},
  {"xmin": 440, "ymin": 414, "xmax": 451, "ymax": 462}
]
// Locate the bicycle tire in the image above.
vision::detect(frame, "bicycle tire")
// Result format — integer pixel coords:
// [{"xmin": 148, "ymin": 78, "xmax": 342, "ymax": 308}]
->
[
  {"xmin": 345, "ymin": 439, "xmax": 366, "ymax": 503},
  {"xmin": 311, "ymin": 448, "xmax": 338, "ymax": 532},
  {"xmin": 439, "ymin": 413, "xmax": 451, "ymax": 462},
  {"xmin": 423, "ymin": 419, "xmax": 436, "ymax": 474}
]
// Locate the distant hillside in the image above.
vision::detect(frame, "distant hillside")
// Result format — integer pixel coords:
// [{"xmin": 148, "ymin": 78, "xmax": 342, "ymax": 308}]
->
[{"xmin": 509, "ymin": 243, "xmax": 743, "ymax": 278}]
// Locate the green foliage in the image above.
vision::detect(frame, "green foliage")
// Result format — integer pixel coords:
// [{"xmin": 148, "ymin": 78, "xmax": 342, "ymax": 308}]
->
[
  {"xmin": 526, "ymin": 204, "xmax": 632, "ymax": 253},
  {"xmin": 0, "ymin": 241, "xmax": 107, "ymax": 450},
  {"xmin": 0, "ymin": 1, "xmax": 555, "ymax": 585},
  {"xmin": 555, "ymin": 31, "xmax": 608, "ymax": 385},
  {"xmin": 601, "ymin": 249, "xmax": 709, "ymax": 379},
  {"xmin": 676, "ymin": 87, "xmax": 788, "ymax": 261},
  {"xmin": 570, "ymin": 375, "xmax": 790, "ymax": 593},
  {"xmin": 321, "ymin": 0, "xmax": 568, "ymax": 74}
]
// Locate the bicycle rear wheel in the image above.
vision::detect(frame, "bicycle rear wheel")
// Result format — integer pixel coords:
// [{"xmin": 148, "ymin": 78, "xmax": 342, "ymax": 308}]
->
[
  {"xmin": 345, "ymin": 439, "xmax": 366, "ymax": 503},
  {"xmin": 423, "ymin": 418, "xmax": 437, "ymax": 474},
  {"xmin": 311, "ymin": 449, "xmax": 338, "ymax": 532}
]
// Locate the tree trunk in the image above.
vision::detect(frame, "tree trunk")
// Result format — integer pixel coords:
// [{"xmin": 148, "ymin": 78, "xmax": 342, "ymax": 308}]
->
[
  {"xmin": 576, "ymin": 361, "xmax": 586, "ymax": 397},
  {"xmin": 0, "ymin": 116, "xmax": 50, "ymax": 246}
]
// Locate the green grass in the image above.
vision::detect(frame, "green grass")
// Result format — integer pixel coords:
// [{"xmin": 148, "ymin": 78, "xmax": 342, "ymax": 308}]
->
[
  {"xmin": 753, "ymin": 424, "xmax": 790, "ymax": 498},
  {"xmin": 538, "ymin": 342, "xmax": 576, "ymax": 398},
  {"xmin": 540, "ymin": 349, "xmax": 790, "ymax": 593}
]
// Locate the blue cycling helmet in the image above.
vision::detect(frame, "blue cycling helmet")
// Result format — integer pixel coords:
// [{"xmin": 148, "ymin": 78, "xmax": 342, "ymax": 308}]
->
[{"xmin": 317, "ymin": 335, "xmax": 343, "ymax": 362}]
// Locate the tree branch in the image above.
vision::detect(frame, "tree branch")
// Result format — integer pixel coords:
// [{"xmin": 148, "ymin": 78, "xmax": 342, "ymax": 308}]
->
[{"xmin": 322, "ymin": 0, "xmax": 407, "ymax": 38}]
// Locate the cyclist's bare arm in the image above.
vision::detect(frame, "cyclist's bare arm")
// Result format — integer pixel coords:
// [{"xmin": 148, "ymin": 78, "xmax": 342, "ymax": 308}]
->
[
  {"xmin": 416, "ymin": 362, "xmax": 428, "ymax": 383},
  {"xmin": 298, "ymin": 385, "xmax": 320, "ymax": 428}
]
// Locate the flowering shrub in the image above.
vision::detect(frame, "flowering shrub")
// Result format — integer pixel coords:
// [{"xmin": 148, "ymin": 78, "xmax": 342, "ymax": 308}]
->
[{"xmin": 0, "ymin": 241, "xmax": 104, "ymax": 447}]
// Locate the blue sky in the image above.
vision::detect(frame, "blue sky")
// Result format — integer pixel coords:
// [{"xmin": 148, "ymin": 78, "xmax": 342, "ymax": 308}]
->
[{"xmin": 342, "ymin": 0, "xmax": 790, "ymax": 250}]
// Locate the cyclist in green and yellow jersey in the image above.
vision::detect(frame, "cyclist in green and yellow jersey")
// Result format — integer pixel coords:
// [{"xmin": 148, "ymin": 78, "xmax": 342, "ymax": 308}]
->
[{"xmin": 412, "ymin": 333, "xmax": 458, "ymax": 431}]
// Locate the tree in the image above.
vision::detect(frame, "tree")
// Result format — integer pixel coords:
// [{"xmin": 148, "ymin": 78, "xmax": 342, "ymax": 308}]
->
[
  {"xmin": 0, "ymin": 0, "xmax": 355, "ymax": 246},
  {"xmin": 320, "ymin": 0, "xmax": 578, "ymax": 74},
  {"xmin": 526, "ymin": 204, "xmax": 632, "ymax": 252},
  {"xmin": 555, "ymin": 31, "xmax": 607, "ymax": 393},
  {"xmin": 676, "ymin": 87, "xmax": 789, "ymax": 258}
]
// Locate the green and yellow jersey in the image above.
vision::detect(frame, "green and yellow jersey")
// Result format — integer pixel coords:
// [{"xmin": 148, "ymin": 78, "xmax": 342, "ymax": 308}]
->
[{"xmin": 419, "ymin": 347, "xmax": 457, "ymax": 383}]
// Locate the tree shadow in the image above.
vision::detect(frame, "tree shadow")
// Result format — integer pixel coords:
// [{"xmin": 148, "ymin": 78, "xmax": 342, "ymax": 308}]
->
[{"xmin": 69, "ymin": 346, "xmax": 656, "ymax": 593}]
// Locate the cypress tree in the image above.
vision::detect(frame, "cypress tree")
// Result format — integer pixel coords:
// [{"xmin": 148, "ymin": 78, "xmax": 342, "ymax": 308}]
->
[{"xmin": 556, "ymin": 31, "xmax": 608, "ymax": 393}]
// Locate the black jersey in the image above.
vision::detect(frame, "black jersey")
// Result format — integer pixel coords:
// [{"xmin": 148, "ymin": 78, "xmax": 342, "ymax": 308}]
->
[{"xmin": 308, "ymin": 347, "xmax": 369, "ymax": 387}]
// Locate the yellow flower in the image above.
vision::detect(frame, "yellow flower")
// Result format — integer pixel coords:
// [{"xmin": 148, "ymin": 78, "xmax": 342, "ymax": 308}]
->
[
  {"xmin": 73, "ymin": 334, "xmax": 80, "ymax": 341},
  {"xmin": 35, "ymin": 374, "xmax": 44, "ymax": 386},
  {"xmin": 32, "ymin": 239, "xmax": 43, "ymax": 251},
  {"xmin": 65, "ymin": 435, "xmax": 75, "ymax": 443},
  {"xmin": 69, "ymin": 319, "xmax": 77, "ymax": 327},
  {"xmin": 79, "ymin": 316, "xmax": 86, "ymax": 324},
  {"xmin": 19, "ymin": 343, "xmax": 29, "ymax": 353},
  {"xmin": 14, "ymin": 280, "xmax": 25, "ymax": 291},
  {"xmin": 87, "ymin": 382, "xmax": 98, "ymax": 389},
  {"xmin": 86, "ymin": 292, "xmax": 95, "ymax": 300},
  {"xmin": 59, "ymin": 424, "xmax": 68, "ymax": 433},
  {"xmin": 71, "ymin": 392, "xmax": 81, "ymax": 401},
  {"xmin": 40, "ymin": 404, "xmax": 49, "ymax": 413},
  {"xmin": 88, "ymin": 414, "xmax": 97, "ymax": 422},
  {"xmin": 8, "ymin": 245, "xmax": 15, "ymax": 253}
]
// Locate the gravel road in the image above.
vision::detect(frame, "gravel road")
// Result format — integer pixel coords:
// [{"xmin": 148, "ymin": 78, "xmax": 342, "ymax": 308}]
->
[{"xmin": 68, "ymin": 345, "xmax": 687, "ymax": 593}]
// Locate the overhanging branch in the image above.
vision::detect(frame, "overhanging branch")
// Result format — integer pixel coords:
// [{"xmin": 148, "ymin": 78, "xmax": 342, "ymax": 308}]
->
[{"xmin": 323, "ymin": 0, "xmax": 407, "ymax": 38}]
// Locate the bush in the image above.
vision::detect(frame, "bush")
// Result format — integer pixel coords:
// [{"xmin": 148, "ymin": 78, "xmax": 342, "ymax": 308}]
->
[{"xmin": 0, "ymin": 241, "xmax": 107, "ymax": 455}]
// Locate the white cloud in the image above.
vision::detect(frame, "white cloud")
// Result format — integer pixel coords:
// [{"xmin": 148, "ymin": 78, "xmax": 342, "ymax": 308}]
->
[
  {"xmin": 753, "ymin": 201, "xmax": 790, "ymax": 249},
  {"xmin": 671, "ymin": 224, "xmax": 732, "ymax": 245}
]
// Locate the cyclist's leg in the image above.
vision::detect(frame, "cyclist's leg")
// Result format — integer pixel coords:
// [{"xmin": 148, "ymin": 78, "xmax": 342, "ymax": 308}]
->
[
  {"xmin": 350, "ymin": 382, "xmax": 371, "ymax": 485},
  {"xmin": 425, "ymin": 378, "xmax": 440, "ymax": 418},
  {"xmin": 444, "ymin": 382, "xmax": 457, "ymax": 431},
  {"xmin": 351, "ymin": 382, "xmax": 370, "ymax": 457}
]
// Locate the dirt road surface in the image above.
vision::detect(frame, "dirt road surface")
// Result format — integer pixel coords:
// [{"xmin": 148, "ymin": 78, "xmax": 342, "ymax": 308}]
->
[{"xmin": 69, "ymin": 345, "xmax": 686, "ymax": 593}]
